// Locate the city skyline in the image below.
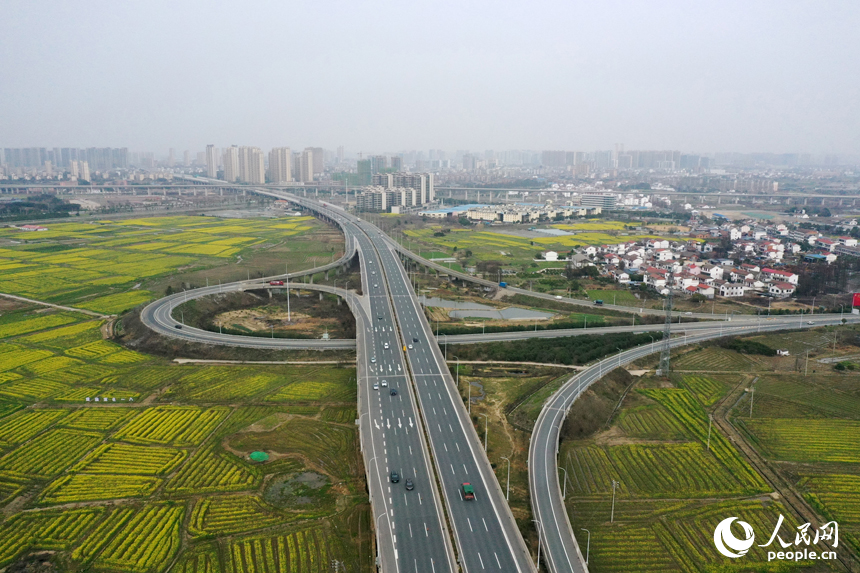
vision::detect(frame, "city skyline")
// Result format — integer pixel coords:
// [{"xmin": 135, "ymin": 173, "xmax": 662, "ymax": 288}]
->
[{"xmin": 1, "ymin": 1, "xmax": 859, "ymax": 154}]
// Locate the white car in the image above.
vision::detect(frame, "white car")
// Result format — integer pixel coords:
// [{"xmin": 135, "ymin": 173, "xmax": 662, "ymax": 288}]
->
[
  {"xmin": 371, "ymin": 356, "xmax": 376, "ymax": 363},
  {"xmin": 373, "ymin": 383, "xmax": 379, "ymax": 390},
  {"xmin": 555, "ymin": 295, "xmax": 562, "ymax": 299},
  {"xmin": 381, "ymin": 380, "xmax": 388, "ymax": 387},
  {"xmin": 384, "ymin": 342, "xmax": 389, "ymax": 349},
  {"xmin": 408, "ymin": 344, "xmax": 413, "ymax": 349}
]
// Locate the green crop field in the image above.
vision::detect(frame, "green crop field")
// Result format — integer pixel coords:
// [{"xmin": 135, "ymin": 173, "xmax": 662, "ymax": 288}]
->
[
  {"xmin": 0, "ymin": 214, "xmax": 338, "ymax": 314},
  {"xmin": 673, "ymin": 346, "xmax": 756, "ymax": 371},
  {"xmin": 0, "ymin": 295, "xmax": 366, "ymax": 571}
]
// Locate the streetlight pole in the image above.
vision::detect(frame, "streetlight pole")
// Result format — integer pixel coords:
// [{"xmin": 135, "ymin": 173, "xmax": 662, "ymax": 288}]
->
[
  {"xmin": 532, "ymin": 519, "xmax": 543, "ymax": 570},
  {"xmin": 558, "ymin": 466, "xmax": 568, "ymax": 500},
  {"xmin": 478, "ymin": 413, "xmax": 488, "ymax": 452},
  {"xmin": 581, "ymin": 529, "xmax": 591, "ymax": 564},
  {"xmin": 501, "ymin": 456, "xmax": 511, "ymax": 501},
  {"xmin": 286, "ymin": 263, "xmax": 291, "ymax": 323}
]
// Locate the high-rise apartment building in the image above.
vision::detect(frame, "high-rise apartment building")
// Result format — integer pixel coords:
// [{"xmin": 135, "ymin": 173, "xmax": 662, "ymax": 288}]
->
[
  {"xmin": 336, "ymin": 146, "xmax": 344, "ymax": 163},
  {"xmin": 369, "ymin": 172, "xmax": 435, "ymax": 206},
  {"xmin": 77, "ymin": 161, "xmax": 90, "ymax": 182},
  {"xmin": 309, "ymin": 147, "xmax": 324, "ymax": 176},
  {"xmin": 206, "ymin": 145, "xmax": 218, "ymax": 178},
  {"xmin": 268, "ymin": 147, "xmax": 292, "ymax": 183},
  {"xmin": 237, "ymin": 147, "xmax": 265, "ymax": 184},
  {"xmin": 297, "ymin": 149, "xmax": 314, "ymax": 182},
  {"xmin": 222, "ymin": 146, "xmax": 239, "ymax": 182},
  {"xmin": 390, "ymin": 156, "xmax": 402, "ymax": 171},
  {"xmin": 183, "ymin": 150, "xmax": 191, "ymax": 166}
]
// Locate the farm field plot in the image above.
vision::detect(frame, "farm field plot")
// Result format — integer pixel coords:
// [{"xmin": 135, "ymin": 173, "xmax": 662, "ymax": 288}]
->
[
  {"xmin": 673, "ymin": 346, "xmax": 756, "ymax": 371},
  {"xmin": 189, "ymin": 495, "xmax": 284, "ymax": 537},
  {"xmin": 93, "ymin": 503, "xmax": 184, "ymax": 573},
  {"xmin": 0, "ymin": 427, "xmax": 102, "ymax": 477},
  {"xmin": 0, "ymin": 507, "xmax": 103, "ymax": 567},
  {"xmin": 0, "ymin": 214, "xmax": 336, "ymax": 313},
  {"xmin": 0, "ymin": 313, "xmax": 80, "ymax": 339},
  {"xmin": 40, "ymin": 473, "xmax": 161, "ymax": 504},
  {"xmin": 73, "ymin": 442, "xmax": 186, "ymax": 474},
  {"xmin": 114, "ymin": 405, "xmax": 228, "ymax": 446},
  {"xmin": 0, "ymin": 261, "xmax": 366, "ymax": 571},
  {"xmin": 742, "ymin": 418, "xmax": 860, "ymax": 463},
  {"xmin": 679, "ymin": 375, "xmax": 730, "ymax": 406},
  {"xmin": 224, "ymin": 525, "xmax": 344, "ymax": 573},
  {"xmin": 166, "ymin": 445, "xmax": 259, "ymax": 494}
]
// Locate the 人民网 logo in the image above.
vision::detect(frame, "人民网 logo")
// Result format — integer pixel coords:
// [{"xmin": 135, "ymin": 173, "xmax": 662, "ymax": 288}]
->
[
  {"xmin": 713, "ymin": 514, "xmax": 839, "ymax": 562},
  {"xmin": 714, "ymin": 517, "xmax": 755, "ymax": 558}
]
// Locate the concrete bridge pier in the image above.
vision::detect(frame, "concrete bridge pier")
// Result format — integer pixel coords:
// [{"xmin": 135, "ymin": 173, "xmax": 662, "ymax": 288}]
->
[
  {"xmin": 319, "ymin": 292, "xmax": 323, "ymax": 301},
  {"xmin": 267, "ymin": 289, "xmax": 272, "ymax": 299}
]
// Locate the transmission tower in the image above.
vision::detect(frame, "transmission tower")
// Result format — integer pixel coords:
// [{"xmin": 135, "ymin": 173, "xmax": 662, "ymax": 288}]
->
[{"xmin": 658, "ymin": 275, "xmax": 673, "ymax": 377}]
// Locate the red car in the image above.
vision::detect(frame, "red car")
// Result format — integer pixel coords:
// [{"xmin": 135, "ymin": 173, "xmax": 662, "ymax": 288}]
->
[{"xmin": 269, "ymin": 280, "xmax": 284, "ymax": 286}]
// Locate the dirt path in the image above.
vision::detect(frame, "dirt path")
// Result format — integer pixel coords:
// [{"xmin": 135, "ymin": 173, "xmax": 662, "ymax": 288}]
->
[
  {"xmin": 714, "ymin": 378, "xmax": 852, "ymax": 571},
  {"xmin": 0, "ymin": 292, "xmax": 111, "ymax": 318}
]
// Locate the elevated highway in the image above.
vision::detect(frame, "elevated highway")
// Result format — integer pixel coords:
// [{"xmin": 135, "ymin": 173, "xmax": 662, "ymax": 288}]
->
[{"xmin": 528, "ymin": 313, "xmax": 860, "ymax": 573}]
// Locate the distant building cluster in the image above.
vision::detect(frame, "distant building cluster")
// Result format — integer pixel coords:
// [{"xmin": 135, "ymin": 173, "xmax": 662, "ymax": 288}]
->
[
  {"xmin": 205, "ymin": 145, "xmax": 324, "ymax": 184},
  {"xmin": 2, "ymin": 147, "xmax": 128, "ymax": 177},
  {"xmin": 452, "ymin": 204, "xmax": 602, "ymax": 223},
  {"xmin": 572, "ymin": 218, "xmax": 858, "ymax": 301},
  {"xmin": 355, "ymin": 173, "xmax": 435, "ymax": 212}
]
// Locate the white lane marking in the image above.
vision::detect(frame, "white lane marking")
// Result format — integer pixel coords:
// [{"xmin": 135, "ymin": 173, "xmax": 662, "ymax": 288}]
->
[
  {"xmin": 463, "ymin": 464, "xmax": 468, "ymax": 474},
  {"xmin": 456, "ymin": 442, "xmax": 460, "ymax": 452},
  {"xmin": 483, "ymin": 518, "xmax": 488, "ymax": 531},
  {"xmin": 450, "ymin": 463, "xmax": 455, "ymax": 475},
  {"xmin": 478, "ymin": 552, "xmax": 485, "ymax": 569},
  {"xmin": 494, "ymin": 553, "xmax": 501, "ymax": 568},
  {"xmin": 467, "ymin": 518, "xmax": 473, "ymax": 532}
]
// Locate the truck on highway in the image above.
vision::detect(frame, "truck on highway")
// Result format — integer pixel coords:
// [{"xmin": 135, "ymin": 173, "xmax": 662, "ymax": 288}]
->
[
  {"xmin": 499, "ymin": 282, "xmax": 507, "ymax": 288},
  {"xmin": 269, "ymin": 280, "xmax": 284, "ymax": 286},
  {"xmin": 461, "ymin": 483, "xmax": 475, "ymax": 500},
  {"xmin": 594, "ymin": 299, "xmax": 604, "ymax": 306}
]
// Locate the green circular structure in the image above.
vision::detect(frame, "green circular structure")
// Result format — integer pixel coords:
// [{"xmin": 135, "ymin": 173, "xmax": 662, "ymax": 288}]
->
[{"xmin": 249, "ymin": 451, "xmax": 270, "ymax": 463}]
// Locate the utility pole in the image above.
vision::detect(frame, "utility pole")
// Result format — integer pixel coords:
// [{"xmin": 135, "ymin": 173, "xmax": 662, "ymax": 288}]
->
[
  {"xmin": 706, "ymin": 414, "xmax": 713, "ymax": 451},
  {"xmin": 610, "ymin": 480, "xmax": 620, "ymax": 522},
  {"xmin": 658, "ymin": 276, "xmax": 673, "ymax": 377},
  {"xmin": 749, "ymin": 379, "xmax": 757, "ymax": 417}
]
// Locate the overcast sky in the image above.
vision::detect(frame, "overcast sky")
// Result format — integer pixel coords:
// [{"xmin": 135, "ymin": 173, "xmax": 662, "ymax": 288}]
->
[{"xmin": 2, "ymin": 0, "xmax": 858, "ymax": 156}]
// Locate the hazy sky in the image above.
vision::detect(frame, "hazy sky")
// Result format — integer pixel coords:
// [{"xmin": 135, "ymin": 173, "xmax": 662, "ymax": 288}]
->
[{"xmin": 2, "ymin": 0, "xmax": 859, "ymax": 155}]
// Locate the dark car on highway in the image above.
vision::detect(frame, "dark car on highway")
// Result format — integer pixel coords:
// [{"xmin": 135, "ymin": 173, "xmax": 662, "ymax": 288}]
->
[
  {"xmin": 390, "ymin": 471, "xmax": 399, "ymax": 483},
  {"xmin": 405, "ymin": 478, "xmax": 414, "ymax": 491}
]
